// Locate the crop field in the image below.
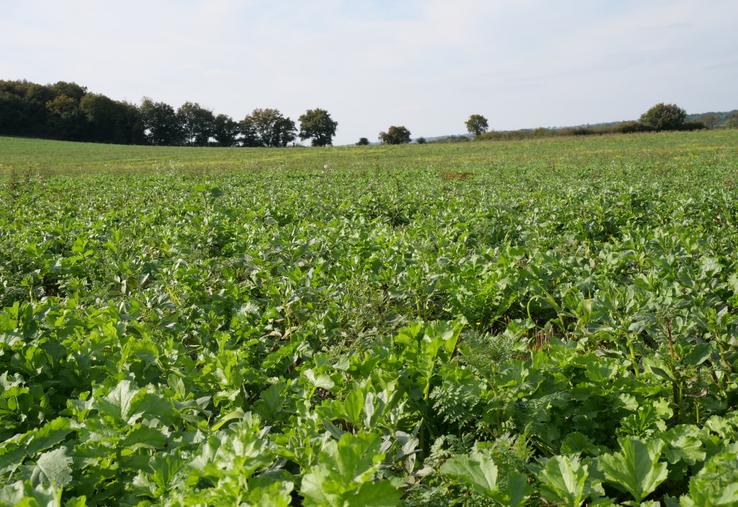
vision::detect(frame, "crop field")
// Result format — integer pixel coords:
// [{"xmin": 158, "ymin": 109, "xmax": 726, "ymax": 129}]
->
[{"xmin": 2, "ymin": 130, "xmax": 738, "ymax": 505}]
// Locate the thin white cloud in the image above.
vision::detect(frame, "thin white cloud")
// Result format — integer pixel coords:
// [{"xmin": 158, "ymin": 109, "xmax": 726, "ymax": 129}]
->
[{"xmin": 1, "ymin": 0, "xmax": 736, "ymax": 143}]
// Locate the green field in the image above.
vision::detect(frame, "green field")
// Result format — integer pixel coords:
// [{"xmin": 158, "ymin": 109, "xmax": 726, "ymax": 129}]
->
[{"xmin": 2, "ymin": 131, "xmax": 738, "ymax": 505}]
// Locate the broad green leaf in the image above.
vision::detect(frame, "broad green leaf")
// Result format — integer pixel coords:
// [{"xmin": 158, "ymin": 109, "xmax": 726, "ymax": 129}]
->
[
  {"xmin": 662, "ymin": 425, "xmax": 705, "ymax": 465},
  {"xmin": 681, "ymin": 444, "xmax": 738, "ymax": 507},
  {"xmin": 305, "ymin": 369, "xmax": 335, "ymax": 390},
  {"xmin": 31, "ymin": 447, "xmax": 72, "ymax": 487},
  {"xmin": 300, "ymin": 465, "xmax": 341, "ymax": 507},
  {"xmin": 347, "ymin": 481, "xmax": 402, "ymax": 506},
  {"xmin": 0, "ymin": 480, "xmax": 59, "ymax": 507},
  {"xmin": 343, "ymin": 388, "xmax": 365, "ymax": 428},
  {"xmin": 505, "ymin": 471, "xmax": 531, "ymax": 507},
  {"xmin": 246, "ymin": 480, "xmax": 294, "ymax": 507},
  {"xmin": 97, "ymin": 380, "xmax": 139, "ymax": 422},
  {"xmin": 683, "ymin": 343, "xmax": 712, "ymax": 366},
  {"xmin": 441, "ymin": 448, "xmax": 498, "ymax": 496},
  {"xmin": 538, "ymin": 455, "xmax": 591, "ymax": 507},
  {"xmin": 301, "ymin": 432, "xmax": 394, "ymax": 506},
  {"xmin": 598, "ymin": 437, "xmax": 668, "ymax": 502},
  {"xmin": 0, "ymin": 418, "xmax": 74, "ymax": 472}
]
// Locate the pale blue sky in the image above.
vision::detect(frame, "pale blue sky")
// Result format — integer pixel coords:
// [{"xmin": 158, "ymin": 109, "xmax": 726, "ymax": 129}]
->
[{"xmin": 2, "ymin": 0, "xmax": 737, "ymax": 144}]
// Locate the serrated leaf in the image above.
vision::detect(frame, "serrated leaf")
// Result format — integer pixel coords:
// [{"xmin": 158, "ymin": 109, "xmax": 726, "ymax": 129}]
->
[
  {"xmin": 539, "ymin": 455, "xmax": 591, "ymax": 507},
  {"xmin": 98, "ymin": 380, "xmax": 139, "ymax": 422},
  {"xmin": 662, "ymin": 425, "xmax": 705, "ymax": 465},
  {"xmin": 682, "ymin": 444, "xmax": 738, "ymax": 506},
  {"xmin": 301, "ymin": 432, "xmax": 390, "ymax": 506},
  {"xmin": 598, "ymin": 437, "xmax": 668, "ymax": 502},
  {"xmin": 441, "ymin": 448, "xmax": 498, "ymax": 496}
]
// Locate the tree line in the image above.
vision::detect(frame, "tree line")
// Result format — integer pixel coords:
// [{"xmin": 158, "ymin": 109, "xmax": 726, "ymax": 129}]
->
[
  {"xmin": 0, "ymin": 80, "xmax": 338, "ymax": 147},
  {"xmin": 468, "ymin": 104, "xmax": 738, "ymax": 143},
  {"xmin": 2, "ymin": 80, "xmax": 736, "ymax": 147},
  {"xmin": 361, "ymin": 103, "xmax": 734, "ymax": 147}
]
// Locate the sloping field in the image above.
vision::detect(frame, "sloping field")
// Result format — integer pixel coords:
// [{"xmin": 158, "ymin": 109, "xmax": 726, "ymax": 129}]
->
[{"xmin": 1, "ymin": 131, "xmax": 738, "ymax": 505}]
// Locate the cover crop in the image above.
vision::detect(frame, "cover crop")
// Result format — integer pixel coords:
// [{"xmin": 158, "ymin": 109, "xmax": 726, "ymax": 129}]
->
[{"xmin": 1, "ymin": 131, "xmax": 738, "ymax": 505}]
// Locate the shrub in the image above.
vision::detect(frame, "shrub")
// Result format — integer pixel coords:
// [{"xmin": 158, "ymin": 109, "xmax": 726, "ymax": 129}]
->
[
  {"xmin": 379, "ymin": 126, "xmax": 412, "ymax": 145},
  {"xmin": 617, "ymin": 121, "xmax": 653, "ymax": 134},
  {"xmin": 640, "ymin": 103, "xmax": 687, "ymax": 131}
]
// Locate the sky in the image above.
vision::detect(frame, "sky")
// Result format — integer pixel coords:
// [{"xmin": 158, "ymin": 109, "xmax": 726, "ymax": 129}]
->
[{"xmin": 2, "ymin": 0, "xmax": 737, "ymax": 145}]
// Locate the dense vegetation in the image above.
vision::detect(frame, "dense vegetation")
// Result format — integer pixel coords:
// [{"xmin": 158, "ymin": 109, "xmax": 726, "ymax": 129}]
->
[
  {"xmin": 473, "ymin": 104, "xmax": 719, "ymax": 143},
  {"xmin": 4, "ymin": 79, "xmax": 736, "ymax": 149},
  {"xmin": 1, "ymin": 131, "xmax": 738, "ymax": 505},
  {"xmin": 0, "ymin": 80, "xmax": 337, "ymax": 148}
]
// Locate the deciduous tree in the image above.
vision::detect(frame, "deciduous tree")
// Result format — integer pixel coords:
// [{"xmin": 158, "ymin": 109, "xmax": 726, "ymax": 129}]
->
[
  {"xmin": 140, "ymin": 98, "xmax": 183, "ymax": 146},
  {"xmin": 465, "ymin": 114, "xmax": 489, "ymax": 136},
  {"xmin": 46, "ymin": 94, "xmax": 84, "ymax": 140},
  {"xmin": 213, "ymin": 114, "xmax": 239, "ymax": 147},
  {"xmin": 379, "ymin": 126, "xmax": 411, "ymax": 145},
  {"xmin": 640, "ymin": 103, "xmax": 686, "ymax": 131},
  {"xmin": 299, "ymin": 108, "xmax": 338, "ymax": 146},
  {"xmin": 80, "ymin": 94, "xmax": 144, "ymax": 144},
  {"xmin": 240, "ymin": 108, "xmax": 296, "ymax": 147},
  {"xmin": 177, "ymin": 102, "xmax": 215, "ymax": 146}
]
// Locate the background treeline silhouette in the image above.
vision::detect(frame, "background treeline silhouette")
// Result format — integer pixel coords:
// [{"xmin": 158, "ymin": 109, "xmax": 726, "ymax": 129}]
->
[
  {"xmin": 0, "ymin": 80, "xmax": 145, "ymax": 144},
  {"xmin": 0, "ymin": 80, "xmax": 337, "ymax": 147},
  {"xmin": 2, "ymin": 79, "xmax": 737, "ymax": 147}
]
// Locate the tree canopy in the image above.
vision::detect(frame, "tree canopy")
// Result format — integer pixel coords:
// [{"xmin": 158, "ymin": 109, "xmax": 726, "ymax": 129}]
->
[
  {"xmin": 140, "ymin": 98, "xmax": 183, "ymax": 146},
  {"xmin": 213, "ymin": 114, "xmax": 239, "ymax": 147},
  {"xmin": 299, "ymin": 108, "xmax": 338, "ymax": 146},
  {"xmin": 0, "ymin": 79, "xmax": 305, "ymax": 148},
  {"xmin": 0, "ymin": 80, "xmax": 144, "ymax": 143},
  {"xmin": 241, "ymin": 108, "xmax": 297, "ymax": 147},
  {"xmin": 465, "ymin": 114, "xmax": 489, "ymax": 136},
  {"xmin": 640, "ymin": 103, "xmax": 687, "ymax": 131},
  {"xmin": 177, "ymin": 102, "xmax": 215, "ymax": 146},
  {"xmin": 379, "ymin": 126, "xmax": 412, "ymax": 145}
]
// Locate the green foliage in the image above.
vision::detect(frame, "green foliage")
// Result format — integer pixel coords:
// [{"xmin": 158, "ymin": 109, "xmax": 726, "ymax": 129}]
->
[
  {"xmin": 241, "ymin": 108, "xmax": 296, "ymax": 147},
  {"xmin": 356, "ymin": 137, "xmax": 370, "ymax": 145},
  {"xmin": 379, "ymin": 125, "xmax": 411, "ymax": 144},
  {"xmin": 598, "ymin": 438, "xmax": 668, "ymax": 502},
  {"xmin": 727, "ymin": 111, "xmax": 738, "ymax": 129},
  {"xmin": 681, "ymin": 444, "xmax": 738, "ymax": 506},
  {"xmin": 140, "ymin": 97, "xmax": 183, "ymax": 145},
  {"xmin": 80, "ymin": 93, "xmax": 144, "ymax": 144},
  {"xmin": 0, "ymin": 130, "xmax": 738, "ymax": 504},
  {"xmin": 538, "ymin": 455, "xmax": 599, "ymax": 506},
  {"xmin": 177, "ymin": 101, "xmax": 215, "ymax": 146},
  {"xmin": 640, "ymin": 103, "xmax": 687, "ymax": 131},
  {"xmin": 302, "ymin": 433, "xmax": 401, "ymax": 506},
  {"xmin": 440, "ymin": 447, "xmax": 499, "ymax": 496},
  {"xmin": 299, "ymin": 108, "xmax": 338, "ymax": 147},
  {"xmin": 465, "ymin": 114, "xmax": 489, "ymax": 136},
  {"xmin": 213, "ymin": 113, "xmax": 240, "ymax": 147}
]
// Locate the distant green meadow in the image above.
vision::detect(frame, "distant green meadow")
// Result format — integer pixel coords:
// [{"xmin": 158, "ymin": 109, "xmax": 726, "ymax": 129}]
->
[{"xmin": 1, "ymin": 131, "xmax": 738, "ymax": 505}]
